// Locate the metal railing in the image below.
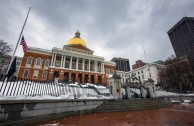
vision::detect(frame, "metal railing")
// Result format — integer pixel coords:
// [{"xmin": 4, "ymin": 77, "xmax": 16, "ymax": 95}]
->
[{"xmin": 0, "ymin": 74, "xmax": 100, "ymax": 98}]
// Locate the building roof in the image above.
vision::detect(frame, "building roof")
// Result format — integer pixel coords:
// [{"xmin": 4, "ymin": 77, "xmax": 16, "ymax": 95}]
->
[
  {"xmin": 167, "ymin": 17, "xmax": 194, "ymax": 33},
  {"xmin": 66, "ymin": 31, "xmax": 87, "ymax": 47},
  {"xmin": 111, "ymin": 57, "xmax": 129, "ymax": 61},
  {"xmin": 28, "ymin": 46, "xmax": 51, "ymax": 55},
  {"xmin": 104, "ymin": 60, "xmax": 116, "ymax": 66}
]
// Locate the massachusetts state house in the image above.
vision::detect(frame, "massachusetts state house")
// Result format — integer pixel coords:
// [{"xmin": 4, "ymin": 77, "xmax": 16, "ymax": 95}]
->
[{"xmin": 18, "ymin": 31, "xmax": 116, "ymax": 85}]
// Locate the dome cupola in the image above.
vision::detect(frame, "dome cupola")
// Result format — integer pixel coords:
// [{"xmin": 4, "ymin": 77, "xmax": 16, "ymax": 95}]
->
[{"xmin": 66, "ymin": 31, "xmax": 87, "ymax": 47}]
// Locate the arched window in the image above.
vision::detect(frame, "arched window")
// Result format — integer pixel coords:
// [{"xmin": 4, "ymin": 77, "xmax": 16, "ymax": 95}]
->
[
  {"xmin": 44, "ymin": 59, "xmax": 50, "ymax": 68},
  {"xmin": 26, "ymin": 56, "xmax": 33, "ymax": 66},
  {"xmin": 35, "ymin": 57, "xmax": 42, "ymax": 68}
]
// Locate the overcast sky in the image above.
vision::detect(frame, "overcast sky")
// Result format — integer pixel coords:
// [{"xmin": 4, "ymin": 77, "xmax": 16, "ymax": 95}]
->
[{"xmin": 1, "ymin": 0, "xmax": 194, "ymax": 67}]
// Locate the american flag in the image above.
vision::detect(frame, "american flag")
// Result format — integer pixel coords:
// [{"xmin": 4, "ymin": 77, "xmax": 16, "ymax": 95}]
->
[{"xmin": 20, "ymin": 36, "xmax": 28, "ymax": 52}]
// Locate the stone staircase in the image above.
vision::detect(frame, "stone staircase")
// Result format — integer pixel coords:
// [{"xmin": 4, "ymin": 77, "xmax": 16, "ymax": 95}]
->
[{"xmin": 95, "ymin": 99, "xmax": 171, "ymax": 113}]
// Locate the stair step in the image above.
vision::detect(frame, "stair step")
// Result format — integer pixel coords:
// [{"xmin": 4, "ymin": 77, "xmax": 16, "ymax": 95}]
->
[{"xmin": 94, "ymin": 99, "xmax": 171, "ymax": 113}]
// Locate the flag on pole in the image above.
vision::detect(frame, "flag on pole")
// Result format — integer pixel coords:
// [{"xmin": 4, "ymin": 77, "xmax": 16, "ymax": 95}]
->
[
  {"xmin": 6, "ymin": 56, "xmax": 16, "ymax": 78},
  {"xmin": 20, "ymin": 36, "xmax": 28, "ymax": 52}
]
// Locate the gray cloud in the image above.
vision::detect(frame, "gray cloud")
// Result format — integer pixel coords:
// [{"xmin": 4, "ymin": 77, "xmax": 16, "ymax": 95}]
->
[{"xmin": 0, "ymin": 0, "xmax": 194, "ymax": 68}]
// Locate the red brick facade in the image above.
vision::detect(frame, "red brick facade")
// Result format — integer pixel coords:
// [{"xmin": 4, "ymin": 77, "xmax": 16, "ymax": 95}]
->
[{"xmin": 18, "ymin": 48, "xmax": 116, "ymax": 85}]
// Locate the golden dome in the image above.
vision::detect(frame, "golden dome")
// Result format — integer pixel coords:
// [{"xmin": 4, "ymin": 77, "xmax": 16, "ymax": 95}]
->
[{"xmin": 67, "ymin": 31, "xmax": 87, "ymax": 47}]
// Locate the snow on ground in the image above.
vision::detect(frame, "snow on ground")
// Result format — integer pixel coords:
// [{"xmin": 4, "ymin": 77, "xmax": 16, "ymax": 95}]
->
[
  {"xmin": 156, "ymin": 90, "xmax": 179, "ymax": 97},
  {"xmin": 155, "ymin": 90, "xmax": 194, "ymax": 97}
]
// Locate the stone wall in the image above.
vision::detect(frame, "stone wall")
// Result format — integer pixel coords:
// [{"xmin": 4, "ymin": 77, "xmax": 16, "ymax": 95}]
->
[{"xmin": 0, "ymin": 99, "xmax": 105, "ymax": 123}]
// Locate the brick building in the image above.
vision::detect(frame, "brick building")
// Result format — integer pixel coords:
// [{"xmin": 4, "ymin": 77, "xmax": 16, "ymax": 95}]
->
[
  {"xmin": 132, "ymin": 60, "xmax": 146, "ymax": 70},
  {"xmin": 17, "ymin": 31, "xmax": 116, "ymax": 85}
]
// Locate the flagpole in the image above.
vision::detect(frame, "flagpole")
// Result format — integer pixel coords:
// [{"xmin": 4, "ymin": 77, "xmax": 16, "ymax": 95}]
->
[{"xmin": 6, "ymin": 7, "xmax": 31, "ymax": 75}]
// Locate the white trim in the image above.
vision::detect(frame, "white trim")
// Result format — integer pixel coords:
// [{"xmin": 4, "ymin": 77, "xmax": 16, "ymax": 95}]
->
[
  {"xmin": 52, "ymin": 47, "xmax": 104, "ymax": 61},
  {"xmin": 49, "ymin": 66, "xmax": 105, "ymax": 74}
]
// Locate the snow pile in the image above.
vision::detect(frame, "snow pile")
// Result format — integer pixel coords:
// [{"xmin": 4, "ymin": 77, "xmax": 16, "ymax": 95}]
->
[
  {"xmin": 155, "ymin": 90, "xmax": 194, "ymax": 97},
  {"xmin": 78, "ymin": 94, "xmax": 98, "ymax": 99},
  {"xmin": 170, "ymin": 100, "xmax": 181, "ymax": 103},
  {"xmin": 156, "ymin": 90, "xmax": 179, "ymax": 97},
  {"xmin": 183, "ymin": 100, "xmax": 191, "ymax": 103},
  {"xmin": 0, "ymin": 93, "xmax": 74, "ymax": 100}
]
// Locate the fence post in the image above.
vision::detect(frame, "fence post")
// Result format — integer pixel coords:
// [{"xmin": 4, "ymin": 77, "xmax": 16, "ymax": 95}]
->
[
  {"xmin": 23, "ymin": 79, "xmax": 29, "ymax": 95},
  {"xmin": 54, "ymin": 83, "xmax": 57, "ymax": 97},
  {"xmin": 27, "ymin": 79, "xmax": 33, "ymax": 96},
  {"xmin": 39, "ymin": 81, "xmax": 43, "ymax": 96},
  {"xmin": 29, "ymin": 80, "xmax": 35, "ymax": 97},
  {"xmin": 6, "ymin": 76, "xmax": 15, "ymax": 96},
  {"xmin": 2, "ymin": 76, "xmax": 12, "ymax": 95},
  {"xmin": 50, "ymin": 82, "xmax": 54, "ymax": 96},
  {"xmin": 9, "ymin": 76, "xmax": 17, "ymax": 96}
]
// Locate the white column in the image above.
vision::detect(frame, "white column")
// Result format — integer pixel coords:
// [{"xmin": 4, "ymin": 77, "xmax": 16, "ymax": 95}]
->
[
  {"xmin": 102, "ymin": 62, "xmax": 104, "ymax": 73},
  {"xmin": 53, "ymin": 54, "xmax": 56, "ymax": 67},
  {"xmin": 88, "ymin": 59, "xmax": 90, "ymax": 71},
  {"xmin": 60, "ymin": 55, "xmax": 64, "ymax": 67},
  {"xmin": 51, "ymin": 53, "xmax": 54, "ymax": 66},
  {"xmin": 82, "ymin": 59, "xmax": 85, "ymax": 71},
  {"xmin": 76, "ymin": 57, "xmax": 79, "ymax": 70},
  {"xmin": 101, "ymin": 62, "xmax": 103, "ymax": 72},
  {"xmin": 94, "ymin": 61, "xmax": 97, "ymax": 72},
  {"xmin": 70, "ymin": 56, "xmax": 72, "ymax": 69},
  {"xmin": 63, "ymin": 55, "xmax": 66, "ymax": 68}
]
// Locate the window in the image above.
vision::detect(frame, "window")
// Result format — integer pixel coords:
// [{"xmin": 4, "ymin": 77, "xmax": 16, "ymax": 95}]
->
[
  {"xmin": 65, "ymin": 61, "xmax": 69, "ymax": 68},
  {"xmin": 42, "ymin": 71, "xmax": 48, "ymax": 79},
  {"xmin": 23, "ymin": 69, "xmax": 29, "ymax": 78},
  {"xmin": 112, "ymin": 69, "xmax": 115, "ymax": 74},
  {"xmin": 72, "ymin": 62, "xmax": 76, "ymax": 69},
  {"xmin": 78, "ymin": 63, "xmax": 82, "ymax": 70},
  {"xmin": 35, "ymin": 57, "xmax": 42, "ymax": 68},
  {"xmin": 84, "ymin": 63, "xmax": 88, "ymax": 71},
  {"xmin": 26, "ymin": 56, "xmax": 33, "ymax": 66},
  {"xmin": 16, "ymin": 61, "xmax": 21, "ymax": 66},
  {"xmin": 106, "ymin": 68, "xmax": 110, "ymax": 74},
  {"xmin": 33, "ymin": 70, "xmax": 39, "ymax": 79},
  {"xmin": 44, "ymin": 59, "xmax": 50, "ymax": 68}
]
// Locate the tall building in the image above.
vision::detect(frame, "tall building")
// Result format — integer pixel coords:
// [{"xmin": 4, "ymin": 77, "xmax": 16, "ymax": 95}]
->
[
  {"xmin": 111, "ymin": 57, "xmax": 130, "ymax": 87},
  {"xmin": 18, "ymin": 31, "xmax": 116, "ymax": 85},
  {"xmin": 168, "ymin": 17, "xmax": 194, "ymax": 61},
  {"xmin": 111, "ymin": 57, "xmax": 130, "ymax": 72}
]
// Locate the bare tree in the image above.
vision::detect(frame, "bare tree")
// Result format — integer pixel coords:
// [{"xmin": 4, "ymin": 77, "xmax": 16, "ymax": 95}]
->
[
  {"xmin": 0, "ymin": 39, "xmax": 13, "ymax": 56},
  {"xmin": 159, "ymin": 55, "xmax": 194, "ymax": 92}
]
